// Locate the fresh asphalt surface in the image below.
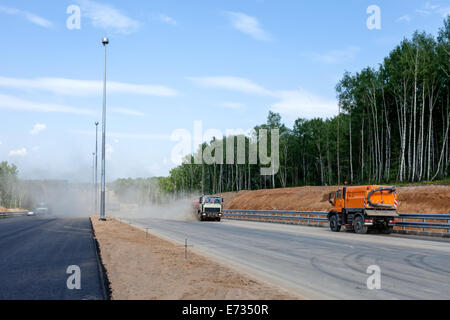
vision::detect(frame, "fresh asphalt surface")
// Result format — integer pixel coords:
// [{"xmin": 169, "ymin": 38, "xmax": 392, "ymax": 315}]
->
[
  {"xmin": 125, "ymin": 217, "xmax": 450, "ymax": 300},
  {"xmin": 0, "ymin": 216, "xmax": 105, "ymax": 300}
]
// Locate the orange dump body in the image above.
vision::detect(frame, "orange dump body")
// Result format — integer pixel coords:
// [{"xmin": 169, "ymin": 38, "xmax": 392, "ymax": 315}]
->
[{"xmin": 330, "ymin": 185, "xmax": 398, "ymax": 214}]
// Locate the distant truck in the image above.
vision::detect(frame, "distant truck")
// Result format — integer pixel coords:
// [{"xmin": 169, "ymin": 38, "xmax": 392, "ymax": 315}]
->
[
  {"xmin": 35, "ymin": 202, "xmax": 50, "ymax": 216},
  {"xmin": 327, "ymin": 185, "xmax": 399, "ymax": 234},
  {"xmin": 196, "ymin": 195, "xmax": 223, "ymax": 222}
]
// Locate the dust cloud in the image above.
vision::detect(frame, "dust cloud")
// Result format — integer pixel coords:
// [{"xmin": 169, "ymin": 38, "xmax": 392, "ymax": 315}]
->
[
  {"xmin": 113, "ymin": 197, "xmax": 198, "ymax": 222},
  {"xmin": 15, "ymin": 169, "xmax": 201, "ymax": 220},
  {"xmin": 105, "ymin": 177, "xmax": 201, "ymax": 221},
  {"xmin": 44, "ymin": 187, "xmax": 93, "ymax": 218},
  {"xmin": 23, "ymin": 181, "xmax": 94, "ymax": 218}
]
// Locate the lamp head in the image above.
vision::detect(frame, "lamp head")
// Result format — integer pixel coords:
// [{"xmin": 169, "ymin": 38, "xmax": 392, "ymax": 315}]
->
[{"xmin": 102, "ymin": 37, "xmax": 109, "ymax": 45}]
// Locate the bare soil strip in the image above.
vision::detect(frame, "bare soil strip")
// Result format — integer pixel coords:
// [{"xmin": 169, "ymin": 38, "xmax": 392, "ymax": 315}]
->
[
  {"xmin": 222, "ymin": 185, "xmax": 450, "ymax": 213},
  {"xmin": 91, "ymin": 218, "xmax": 300, "ymax": 300}
]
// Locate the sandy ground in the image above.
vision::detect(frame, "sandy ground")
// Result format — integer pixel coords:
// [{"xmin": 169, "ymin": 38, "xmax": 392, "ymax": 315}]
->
[
  {"xmin": 222, "ymin": 185, "xmax": 450, "ymax": 213},
  {"xmin": 91, "ymin": 218, "xmax": 300, "ymax": 300},
  {"xmin": 0, "ymin": 206, "xmax": 27, "ymax": 212}
]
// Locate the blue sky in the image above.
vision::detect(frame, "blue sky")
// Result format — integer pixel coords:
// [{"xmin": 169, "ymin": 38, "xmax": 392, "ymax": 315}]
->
[{"xmin": 0, "ymin": 0, "xmax": 448, "ymax": 181}]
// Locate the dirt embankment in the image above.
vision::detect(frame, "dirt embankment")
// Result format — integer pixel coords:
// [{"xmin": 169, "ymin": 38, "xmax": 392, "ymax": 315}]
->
[
  {"xmin": 91, "ymin": 218, "xmax": 299, "ymax": 300},
  {"xmin": 0, "ymin": 206, "xmax": 26, "ymax": 212},
  {"xmin": 222, "ymin": 185, "xmax": 450, "ymax": 213}
]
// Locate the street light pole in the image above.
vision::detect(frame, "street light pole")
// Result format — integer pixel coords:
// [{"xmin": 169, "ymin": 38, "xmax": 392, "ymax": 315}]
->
[
  {"xmin": 95, "ymin": 121, "xmax": 99, "ymax": 213},
  {"xmin": 100, "ymin": 37, "xmax": 109, "ymax": 221},
  {"xmin": 92, "ymin": 152, "xmax": 95, "ymax": 211}
]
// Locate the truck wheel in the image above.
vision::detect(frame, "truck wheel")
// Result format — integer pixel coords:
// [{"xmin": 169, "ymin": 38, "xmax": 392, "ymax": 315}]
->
[
  {"xmin": 216, "ymin": 218, "xmax": 221, "ymax": 222},
  {"xmin": 382, "ymin": 226, "xmax": 393, "ymax": 234},
  {"xmin": 354, "ymin": 216, "xmax": 368, "ymax": 234},
  {"xmin": 329, "ymin": 215, "xmax": 341, "ymax": 232}
]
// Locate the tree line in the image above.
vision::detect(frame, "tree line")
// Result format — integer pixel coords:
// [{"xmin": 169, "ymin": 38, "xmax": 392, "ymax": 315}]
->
[
  {"xmin": 0, "ymin": 161, "xmax": 24, "ymax": 209},
  {"xmin": 158, "ymin": 18, "xmax": 449, "ymax": 195}
]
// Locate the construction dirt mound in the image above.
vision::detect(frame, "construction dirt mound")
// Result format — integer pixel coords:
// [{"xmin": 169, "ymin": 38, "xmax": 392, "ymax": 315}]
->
[
  {"xmin": 0, "ymin": 206, "xmax": 25, "ymax": 213},
  {"xmin": 223, "ymin": 185, "xmax": 450, "ymax": 214}
]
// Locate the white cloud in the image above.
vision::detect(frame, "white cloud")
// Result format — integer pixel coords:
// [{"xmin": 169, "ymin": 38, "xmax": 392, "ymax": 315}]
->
[
  {"xmin": 416, "ymin": 9, "xmax": 431, "ymax": 15},
  {"xmin": 0, "ymin": 76, "xmax": 177, "ymax": 97},
  {"xmin": 220, "ymin": 102, "xmax": 246, "ymax": 109},
  {"xmin": 226, "ymin": 12, "xmax": 271, "ymax": 41},
  {"xmin": 25, "ymin": 13, "xmax": 52, "ymax": 28},
  {"xmin": 30, "ymin": 123, "xmax": 47, "ymax": 135},
  {"xmin": 157, "ymin": 13, "xmax": 177, "ymax": 25},
  {"xmin": 70, "ymin": 130, "xmax": 170, "ymax": 141},
  {"xmin": 77, "ymin": 0, "xmax": 140, "ymax": 34},
  {"xmin": 0, "ymin": 93, "xmax": 95, "ymax": 115},
  {"xmin": 188, "ymin": 76, "xmax": 273, "ymax": 96},
  {"xmin": 438, "ymin": 6, "xmax": 450, "ymax": 17},
  {"xmin": 31, "ymin": 146, "xmax": 40, "ymax": 152},
  {"xmin": 189, "ymin": 76, "xmax": 338, "ymax": 120},
  {"xmin": 0, "ymin": 6, "xmax": 52, "ymax": 28},
  {"xmin": 306, "ymin": 46, "xmax": 360, "ymax": 64},
  {"xmin": 9, "ymin": 148, "xmax": 27, "ymax": 157},
  {"xmin": 271, "ymin": 89, "xmax": 338, "ymax": 120},
  {"xmin": 425, "ymin": 2, "xmax": 439, "ymax": 10},
  {"xmin": 397, "ymin": 15, "xmax": 412, "ymax": 22},
  {"xmin": 106, "ymin": 144, "xmax": 114, "ymax": 160},
  {"xmin": 111, "ymin": 107, "xmax": 148, "ymax": 117},
  {"xmin": 415, "ymin": 2, "xmax": 449, "ymax": 17}
]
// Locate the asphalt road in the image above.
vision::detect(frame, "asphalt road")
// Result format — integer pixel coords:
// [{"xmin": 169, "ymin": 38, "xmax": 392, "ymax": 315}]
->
[
  {"xmin": 0, "ymin": 217, "xmax": 105, "ymax": 300},
  {"xmin": 126, "ymin": 217, "xmax": 450, "ymax": 300}
]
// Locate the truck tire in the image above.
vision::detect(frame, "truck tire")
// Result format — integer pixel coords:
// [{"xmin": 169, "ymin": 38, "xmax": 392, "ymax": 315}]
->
[
  {"xmin": 216, "ymin": 218, "xmax": 221, "ymax": 222},
  {"xmin": 382, "ymin": 225, "xmax": 393, "ymax": 234},
  {"xmin": 354, "ymin": 216, "xmax": 368, "ymax": 234},
  {"xmin": 329, "ymin": 215, "xmax": 341, "ymax": 232}
]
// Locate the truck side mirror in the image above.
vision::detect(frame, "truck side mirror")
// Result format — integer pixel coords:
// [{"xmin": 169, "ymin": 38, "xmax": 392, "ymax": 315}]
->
[{"xmin": 328, "ymin": 193, "xmax": 334, "ymax": 205}]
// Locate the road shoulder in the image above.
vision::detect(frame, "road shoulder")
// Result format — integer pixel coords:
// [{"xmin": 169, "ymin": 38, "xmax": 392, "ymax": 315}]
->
[{"xmin": 91, "ymin": 217, "xmax": 300, "ymax": 300}]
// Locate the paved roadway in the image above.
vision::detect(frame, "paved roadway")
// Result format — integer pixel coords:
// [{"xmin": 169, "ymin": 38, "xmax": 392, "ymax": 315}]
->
[
  {"xmin": 125, "ymin": 217, "xmax": 450, "ymax": 300},
  {"xmin": 0, "ymin": 217, "xmax": 105, "ymax": 300}
]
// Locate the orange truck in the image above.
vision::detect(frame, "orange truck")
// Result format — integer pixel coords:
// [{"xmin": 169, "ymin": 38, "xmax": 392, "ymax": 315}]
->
[{"xmin": 327, "ymin": 185, "xmax": 399, "ymax": 234}]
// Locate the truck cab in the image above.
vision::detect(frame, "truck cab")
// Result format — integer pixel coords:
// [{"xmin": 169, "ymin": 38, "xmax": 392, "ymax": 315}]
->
[
  {"xmin": 327, "ymin": 185, "xmax": 399, "ymax": 234},
  {"xmin": 197, "ymin": 195, "xmax": 223, "ymax": 222},
  {"xmin": 35, "ymin": 202, "xmax": 50, "ymax": 216}
]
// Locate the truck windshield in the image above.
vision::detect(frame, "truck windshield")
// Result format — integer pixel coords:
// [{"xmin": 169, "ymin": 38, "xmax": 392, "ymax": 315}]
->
[{"xmin": 205, "ymin": 197, "xmax": 221, "ymax": 204}]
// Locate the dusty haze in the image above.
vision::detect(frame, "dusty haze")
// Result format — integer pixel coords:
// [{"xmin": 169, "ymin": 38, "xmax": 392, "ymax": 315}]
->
[{"xmin": 113, "ymin": 197, "xmax": 198, "ymax": 221}]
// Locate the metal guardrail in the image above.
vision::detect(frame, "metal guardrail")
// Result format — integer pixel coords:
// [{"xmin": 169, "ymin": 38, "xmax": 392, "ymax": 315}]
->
[
  {"xmin": 223, "ymin": 209, "xmax": 450, "ymax": 234},
  {"xmin": 0, "ymin": 211, "xmax": 28, "ymax": 218},
  {"xmin": 393, "ymin": 213, "xmax": 450, "ymax": 231},
  {"xmin": 223, "ymin": 210, "xmax": 328, "ymax": 225}
]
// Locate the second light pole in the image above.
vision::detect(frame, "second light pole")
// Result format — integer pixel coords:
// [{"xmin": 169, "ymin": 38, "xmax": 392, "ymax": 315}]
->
[
  {"xmin": 94, "ymin": 121, "xmax": 99, "ymax": 213},
  {"xmin": 100, "ymin": 37, "xmax": 109, "ymax": 221}
]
